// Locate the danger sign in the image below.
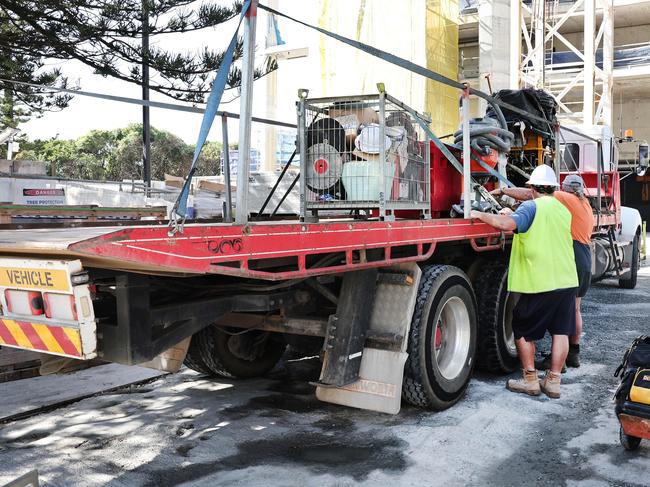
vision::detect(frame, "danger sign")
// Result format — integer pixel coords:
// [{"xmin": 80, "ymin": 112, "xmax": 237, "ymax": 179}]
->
[{"xmin": 22, "ymin": 188, "xmax": 65, "ymax": 197}]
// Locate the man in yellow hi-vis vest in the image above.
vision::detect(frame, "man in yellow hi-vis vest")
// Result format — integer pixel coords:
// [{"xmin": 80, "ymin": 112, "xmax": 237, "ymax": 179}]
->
[{"xmin": 472, "ymin": 165, "xmax": 578, "ymax": 399}]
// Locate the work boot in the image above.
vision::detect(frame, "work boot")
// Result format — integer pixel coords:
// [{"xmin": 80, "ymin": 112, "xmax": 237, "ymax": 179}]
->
[
  {"xmin": 566, "ymin": 345, "xmax": 580, "ymax": 368},
  {"xmin": 540, "ymin": 370, "xmax": 562, "ymax": 399},
  {"xmin": 506, "ymin": 369, "xmax": 541, "ymax": 396},
  {"xmin": 535, "ymin": 353, "xmax": 567, "ymax": 373}
]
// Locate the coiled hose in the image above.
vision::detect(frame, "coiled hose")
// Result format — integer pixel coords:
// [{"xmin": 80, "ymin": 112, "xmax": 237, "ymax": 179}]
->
[{"xmin": 453, "ymin": 101, "xmax": 514, "ymax": 156}]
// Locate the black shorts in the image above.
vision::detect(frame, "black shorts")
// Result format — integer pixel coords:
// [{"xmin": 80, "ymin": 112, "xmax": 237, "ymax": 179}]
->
[
  {"xmin": 577, "ymin": 269, "xmax": 591, "ymax": 298},
  {"xmin": 512, "ymin": 287, "xmax": 577, "ymax": 341}
]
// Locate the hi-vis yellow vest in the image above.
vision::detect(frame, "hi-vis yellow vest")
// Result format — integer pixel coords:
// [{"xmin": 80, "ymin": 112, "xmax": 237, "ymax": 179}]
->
[{"xmin": 508, "ymin": 196, "xmax": 579, "ymax": 293}]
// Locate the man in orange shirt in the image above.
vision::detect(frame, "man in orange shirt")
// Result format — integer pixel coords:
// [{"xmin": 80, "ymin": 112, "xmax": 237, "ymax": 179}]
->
[{"xmin": 492, "ymin": 173, "xmax": 594, "ymax": 368}]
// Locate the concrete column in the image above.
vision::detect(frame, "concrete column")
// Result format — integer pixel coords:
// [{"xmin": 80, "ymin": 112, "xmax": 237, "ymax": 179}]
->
[{"xmin": 478, "ymin": 0, "xmax": 511, "ymax": 112}]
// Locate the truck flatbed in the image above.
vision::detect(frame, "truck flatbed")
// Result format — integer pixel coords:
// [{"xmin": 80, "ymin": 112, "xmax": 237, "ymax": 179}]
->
[{"xmin": 0, "ymin": 218, "xmax": 503, "ymax": 279}]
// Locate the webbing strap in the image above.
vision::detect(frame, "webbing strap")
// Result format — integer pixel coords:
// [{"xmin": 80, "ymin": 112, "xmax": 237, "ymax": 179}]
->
[{"xmin": 170, "ymin": 0, "xmax": 252, "ymax": 230}]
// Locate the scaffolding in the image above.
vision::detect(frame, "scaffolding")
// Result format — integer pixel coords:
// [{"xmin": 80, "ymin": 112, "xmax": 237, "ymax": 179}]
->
[{"xmin": 512, "ymin": 0, "xmax": 614, "ymax": 126}]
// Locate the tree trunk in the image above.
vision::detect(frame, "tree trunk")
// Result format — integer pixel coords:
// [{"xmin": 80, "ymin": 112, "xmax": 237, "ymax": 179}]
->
[{"xmin": 1, "ymin": 87, "xmax": 16, "ymax": 129}]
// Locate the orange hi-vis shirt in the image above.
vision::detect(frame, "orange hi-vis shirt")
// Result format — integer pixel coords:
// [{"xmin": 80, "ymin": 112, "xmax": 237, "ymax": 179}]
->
[{"xmin": 554, "ymin": 190, "xmax": 594, "ymax": 244}]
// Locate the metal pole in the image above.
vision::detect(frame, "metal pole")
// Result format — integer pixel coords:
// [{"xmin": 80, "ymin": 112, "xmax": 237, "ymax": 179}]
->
[
  {"xmin": 597, "ymin": 131, "xmax": 602, "ymax": 227},
  {"xmin": 532, "ymin": 0, "xmax": 545, "ymax": 89},
  {"xmin": 601, "ymin": 0, "xmax": 614, "ymax": 127},
  {"xmin": 6, "ymin": 137, "xmax": 13, "ymax": 160},
  {"xmin": 462, "ymin": 86, "xmax": 471, "ymax": 219},
  {"xmin": 235, "ymin": 0, "xmax": 258, "ymax": 224},
  {"xmin": 378, "ymin": 84, "xmax": 387, "ymax": 220},
  {"xmin": 297, "ymin": 90, "xmax": 308, "ymax": 222},
  {"xmin": 584, "ymin": 0, "xmax": 596, "ymax": 125},
  {"xmin": 221, "ymin": 114, "xmax": 233, "ymax": 222},
  {"xmin": 509, "ymin": 0, "xmax": 521, "ymax": 89},
  {"xmin": 264, "ymin": 0, "xmax": 279, "ymax": 172},
  {"xmin": 554, "ymin": 123, "xmax": 561, "ymax": 180},
  {"xmin": 142, "ymin": 0, "xmax": 151, "ymax": 191}
]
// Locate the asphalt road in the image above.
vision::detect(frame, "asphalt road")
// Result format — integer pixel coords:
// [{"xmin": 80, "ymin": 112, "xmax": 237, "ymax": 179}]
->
[{"xmin": 1, "ymin": 265, "xmax": 649, "ymax": 486}]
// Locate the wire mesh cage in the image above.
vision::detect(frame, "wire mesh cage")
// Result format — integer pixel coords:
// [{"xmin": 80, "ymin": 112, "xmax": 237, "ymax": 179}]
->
[{"xmin": 296, "ymin": 90, "xmax": 431, "ymax": 221}]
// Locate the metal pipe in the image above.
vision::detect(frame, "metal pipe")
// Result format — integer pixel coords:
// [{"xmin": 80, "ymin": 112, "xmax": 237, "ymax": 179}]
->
[
  {"xmin": 297, "ymin": 89, "xmax": 308, "ymax": 221},
  {"xmin": 257, "ymin": 150, "xmax": 296, "ymax": 218},
  {"xmin": 533, "ymin": 0, "xmax": 545, "ymax": 88},
  {"xmin": 510, "ymin": 0, "xmax": 521, "ymax": 89},
  {"xmin": 221, "ymin": 114, "xmax": 233, "ymax": 223},
  {"xmin": 554, "ymin": 123, "xmax": 561, "ymax": 181},
  {"xmin": 601, "ymin": 0, "xmax": 614, "ymax": 126},
  {"xmin": 462, "ymin": 87, "xmax": 471, "ymax": 219},
  {"xmin": 378, "ymin": 84, "xmax": 387, "ymax": 220},
  {"xmin": 584, "ymin": 0, "xmax": 595, "ymax": 124},
  {"xmin": 270, "ymin": 173, "xmax": 299, "ymax": 218},
  {"xmin": 235, "ymin": 0, "xmax": 258, "ymax": 225},
  {"xmin": 597, "ymin": 131, "xmax": 602, "ymax": 227}
]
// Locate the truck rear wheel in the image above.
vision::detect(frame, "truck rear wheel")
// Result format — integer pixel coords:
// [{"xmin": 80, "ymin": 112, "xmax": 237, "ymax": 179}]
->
[
  {"xmin": 403, "ymin": 265, "xmax": 477, "ymax": 410},
  {"xmin": 474, "ymin": 262, "xmax": 519, "ymax": 373},
  {"xmin": 619, "ymin": 234, "xmax": 640, "ymax": 289},
  {"xmin": 197, "ymin": 326, "xmax": 286, "ymax": 379},
  {"xmin": 183, "ymin": 329, "xmax": 213, "ymax": 375}
]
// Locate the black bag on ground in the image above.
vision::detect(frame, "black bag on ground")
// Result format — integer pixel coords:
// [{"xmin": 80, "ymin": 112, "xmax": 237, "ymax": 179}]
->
[{"xmin": 614, "ymin": 335, "xmax": 650, "ymax": 405}]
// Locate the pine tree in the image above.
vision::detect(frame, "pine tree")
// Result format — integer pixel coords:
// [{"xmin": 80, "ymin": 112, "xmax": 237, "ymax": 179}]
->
[
  {"xmin": 0, "ymin": 0, "xmax": 276, "ymax": 105},
  {"xmin": 0, "ymin": 18, "xmax": 71, "ymax": 128}
]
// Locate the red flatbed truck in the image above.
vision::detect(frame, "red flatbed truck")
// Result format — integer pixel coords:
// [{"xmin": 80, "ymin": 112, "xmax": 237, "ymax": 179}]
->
[{"xmin": 0, "ymin": 88, "xmax": 642, "ymax": 415}]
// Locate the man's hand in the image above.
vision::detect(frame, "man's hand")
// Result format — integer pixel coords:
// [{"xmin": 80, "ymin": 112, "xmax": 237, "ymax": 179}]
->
[
  {"xmin": 499, "ymin": 207, "xmax": 514, "ymax": 215},
  {"xmin": 490, "ymin": 188, "xmax": 504, "ymax": 197},
  {"xmin": 470, "ymin": 209, "xmax": 517, "ymax": 231}
]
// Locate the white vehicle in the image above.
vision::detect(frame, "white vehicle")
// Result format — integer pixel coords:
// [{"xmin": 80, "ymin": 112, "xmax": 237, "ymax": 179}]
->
[{"xmin": 560, "ymin": 124, "xmax": 642, "ymax": 288}]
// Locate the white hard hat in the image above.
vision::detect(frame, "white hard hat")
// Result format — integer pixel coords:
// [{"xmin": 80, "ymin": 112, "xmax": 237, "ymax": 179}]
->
[{"xmin": 527, "ymin": 164, "xmax": 559, "ymax": 187}]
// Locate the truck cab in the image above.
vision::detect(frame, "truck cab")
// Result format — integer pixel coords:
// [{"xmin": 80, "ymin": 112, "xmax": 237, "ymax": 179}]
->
[
  {"xmin": 560, "ymin": 124, "xmax": 618, "ymax": 173},
  {"xmin": 560, "ymin": 124, "xmax": 642, "ymax": 287}
]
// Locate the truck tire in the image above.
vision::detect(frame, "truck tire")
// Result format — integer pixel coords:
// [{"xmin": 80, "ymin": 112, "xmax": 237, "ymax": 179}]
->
[
  {"xmin": 197, "ymin": 326, "xmax": 286, "ymax": 379},
  {"xmin": 183, "ymin": 329, "xmax": 213, "ymax": 375},
  {"xmin": 474, "ymin": 262, "xmax": 519, "ymax": 373},
  {"xmin": 619, "ymin": 234, "xmax": 640, "ymax": 289},
  {"xmin": 403, "ymin": 265, "xmax": 477, "ymax": 410}
]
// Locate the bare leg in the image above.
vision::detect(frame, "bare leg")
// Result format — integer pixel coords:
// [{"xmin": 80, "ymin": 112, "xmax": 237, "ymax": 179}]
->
[
  {"xmin": 550, "ymin": 334, "xmax": 569, "ymax": 374},
  {"xmin": 570, "ymin": 297, "xmax": 582, "ymax": 345},
  {"xmin": 516, "ymin": 338, "xmax": 536, "ymax": 371}
]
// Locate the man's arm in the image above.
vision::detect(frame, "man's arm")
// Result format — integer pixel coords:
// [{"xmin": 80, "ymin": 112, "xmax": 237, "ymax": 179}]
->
[
  {"xmin": 470, "ymin": 210, "xmax": 517, "ymax": 231},
  {"xmin": 491, "ymin": 187, "xmax": 534, "ymax": 201}
]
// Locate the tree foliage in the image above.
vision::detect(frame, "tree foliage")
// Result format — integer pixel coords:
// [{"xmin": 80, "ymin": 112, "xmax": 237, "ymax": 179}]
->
[
  {"xmin": 18, "ymin": 124, "xmax": 222, "ymax": 181},
  {"xmin": 0, "ymin": 17, "xmax": 71, "ymax": 128},
  {"xmin": 1, "ymin": 0, "xmax": 276, "ymax": 104}
]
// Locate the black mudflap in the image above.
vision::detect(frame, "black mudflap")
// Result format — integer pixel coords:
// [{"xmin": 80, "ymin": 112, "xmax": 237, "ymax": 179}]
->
[{"xmin": 317, "ymin": 269, "xmax": 378, "ymax": 387}]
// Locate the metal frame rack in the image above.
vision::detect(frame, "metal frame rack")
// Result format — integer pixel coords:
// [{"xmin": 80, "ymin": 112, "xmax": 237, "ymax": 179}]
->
[{"xmin": 297, "ymin": 88, "xmax": 432, "ymax": 222}]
